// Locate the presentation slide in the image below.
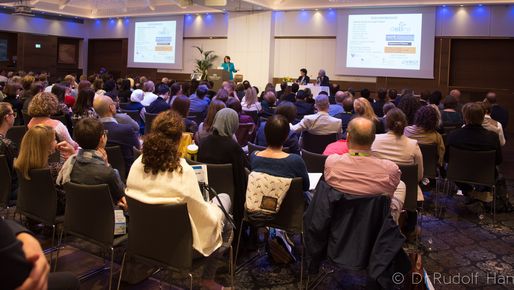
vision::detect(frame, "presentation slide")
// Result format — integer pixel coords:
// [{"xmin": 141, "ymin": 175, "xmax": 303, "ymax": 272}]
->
[
  {"xmin": 346, "ymin": 14, "xmax": 422, "ymax": 70},
  {"xmin": 335, "ymin": 8, "xmax": 436, "ymax": 79},
  {"xmin": 127, "ymin": 16, "xmax": 184, "ymax": 70}
]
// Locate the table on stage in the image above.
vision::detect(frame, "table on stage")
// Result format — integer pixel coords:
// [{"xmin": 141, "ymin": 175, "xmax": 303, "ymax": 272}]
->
[{"xmin": 275, "ymin": 83, "xmax": 330, "ymax": 96}]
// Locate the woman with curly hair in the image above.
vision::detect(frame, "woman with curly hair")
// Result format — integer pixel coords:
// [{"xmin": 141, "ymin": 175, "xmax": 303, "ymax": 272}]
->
[
  {"xmin": 397, "ymin": 94, "xmax": 421, "ymax": 125},
  {"xmin": 27, "ymin": 92, "xmax": 78, "ymax": 150},
  {"xmin": 404, "ymin": 105, "xmax": 445, "ymax": 166},
  {"xmin": 354, "ymin": 97, "xmax": 385, "ymax": 133},
  {"xmin": 125, "ymin": 110, "xmax": 231, "ymax": 290}
]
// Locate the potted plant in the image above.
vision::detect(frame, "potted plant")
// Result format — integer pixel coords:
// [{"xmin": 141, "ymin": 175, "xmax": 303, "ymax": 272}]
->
[{"xmin": 193, "ymin": 46, "xmax": 218, "ymax": 80}]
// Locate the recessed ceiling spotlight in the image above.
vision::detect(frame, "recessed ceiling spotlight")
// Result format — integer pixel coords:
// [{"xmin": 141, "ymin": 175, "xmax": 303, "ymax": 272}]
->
[{"xmin": 459, "ymin": 4, "xmax": 464, "ymax": 7}]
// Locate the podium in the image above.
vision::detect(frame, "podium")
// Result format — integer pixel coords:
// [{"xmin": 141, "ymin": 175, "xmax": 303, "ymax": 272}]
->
[{"xmin": 207, "ymin": 69, "xmax": 230, "ymax": 91}]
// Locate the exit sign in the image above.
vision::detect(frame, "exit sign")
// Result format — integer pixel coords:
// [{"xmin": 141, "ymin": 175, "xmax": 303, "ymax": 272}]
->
[{"xmin": 35, "ymin": 43, "xmax": 41, "ymax": 48}]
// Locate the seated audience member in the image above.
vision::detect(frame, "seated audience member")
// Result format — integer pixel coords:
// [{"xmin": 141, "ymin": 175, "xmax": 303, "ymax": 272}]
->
[
  {"xmin": 255, "ymin": 101, "xmax": 301, "ymax": 154},
  {"xmin": 397, "ymin": 94, "xmax": 421, "ymax": 125},
  {"xmin": 195, "ymin": 100, "xmax": 226, "ymax": 144},
  {"xmin": 20, "ymin": 75, "xmax": 35, "ymax": 105},
  {"xmin": 260, "ymin": 91, "xmax": 277, "ymax": 118},
  {"xmin": 486, "ymin": 91, "xmax": 509, "ymax": 130},
  {"xmin": 328, "ymin": 91, "xmax": 347, "ymax": 116},
  {"xmin": 27, "ymin": 92, "xmax": 78, "ymax": 150},
  {"xmin": 227, "ymin": 98, "xmax": 253, "ymax": 124},
  {"xmin": 22, "ymin": 81, "xmax": 44, "ymax": 112},
  {"xmin": 72, "ymin": 87, "xmax": 97, "ymax": 122},
  {"xmin": 292, "ymin": 94, "xmax": 342, "ymax": 136},
  {"xmin": 146, "ymin": 83, "xmax": 171, "ymax": 114},
  {"xmin": 171, "ymin": 95, "xmax": 197, "ymax": 133},
  {"xmin": 189, "ymin": 84, "xmax": 210, "ymax": 115},
  {"xmin": 15, "ymin": 125, "xmax": 75, "ymax": 214},
  {"xmin": 372, "ymin": 88, "xmax": 389, "ymax": 117},
  {"xmin": 482, "ymin": 100, "xmax": 506, "ymax": 146},
  {"xmin": 324, "ymin": 117, "xmax": 405, "ymax": 222},
  {"xmin": 429, "ymin": 90, "xmax": 443, "ymax": 107},
  {"xmin": 259, "ymin": 83, "xmax": 275, "ymax": 101},
  {"xmin": 441, "ymin": 95, "xmax": 463, "ymax": 127},
  {"xmin": 3, "ymin": 83, "xmax": 23, "ymax": 125},
  {"xmin": 316, "ymin": 69, "xmax": 330, "ymax": 86},
  {"xmin": 124, "ymin": 89, "xmax": 146, "ymax": 133},
  {"xmin": 279, "ymin": 85, "xmax": 296, "ymax": 103},
  {"xmin": 276, "ymin": 82, "xmax": 287, "ymax": 101},
  {"xmin": 235, "ymin": 83, "xmax": 245, "ymax": 100},
  {"xmin": 140, "ymin": 80, "xmax": 158, "ymax": 106},
  {"xmin": 117, "ymin": 79, "xmax": 132, "ymax": 103},
  {"xmin": 294, "ymin": 90, "xmax": 315, "ymax": 119},
  {"xmin": 419, "ymin": 90, "xmax": 431, "ymax": 106},
  {"xmin": 168, "ymin": 82, "xmax": 183, "ymax": 106},
  {"xmin": 125, "ymin": 110, "xmax": 231, "ymax": 290},
  {"xmin": 94, "ymin": 95, "xmax": 141, "ymax": 174},
  {"xmin": 388, "ymin": 88, "xmax": 398, "ymax": 104},
  {"xmin": 360, "ymin": 88, "xmax": 372, "ymax": 104},
  {"xmin": 95, "ymin": 90, "xmax": 139, "ymax": 133},
  {"xmin": 241, "ymin": 87, "xmax": 262, "ymax": 112},
  {"xmin": 0, "ymin": 102, "xmax": 18, "ymax": 198},
  {"xmin": 323, "ymin": 139, "xmax": 349, "ymax": 156},
  {"xmin": 223, "ymin": 81, "xmax": 238, "ymax": 100},
  {"xmin": 446, "ymin": 102, "xmax": 502, "ymax": 195},
  {"xmin": 51, "ymin": 84, "xmax": 74, "ymax": 131},
  {"xmin": 212, "ymin": 88, "xmax": 230, "ymax": 104},
  {"xmin": 334, "ymin": 95, "xmax": 355, "ymax": 135},
  {"xmin": 296, "ymin": 68, "xmax": 310, "ymax": 85},
  {"xmin": 404, "ymin": 105, "xmax": 445, "ymax": 166},
  {"xmin": 103, "ymin": 79, "xmax": 118, "ymax": 100},
  {"xmin": 0, "ymin": 218, "xmax": 79, "ymax": 290},
  {"xmin": 354, "ymin": 97, "xmax": 385, "ymax": 134},
  {"xmin": 198, "ymin": 108, "xmax": 249, "ymax": 228},
  {"xmin": 58, "ymin": 118, "xmax": 127, "ymax": 209}
]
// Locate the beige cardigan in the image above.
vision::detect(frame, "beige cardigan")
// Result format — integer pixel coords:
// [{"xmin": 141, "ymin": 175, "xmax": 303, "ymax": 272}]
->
[{"xmin": 125, "ymin": 157, "xmax": 224, "ymax": 256}]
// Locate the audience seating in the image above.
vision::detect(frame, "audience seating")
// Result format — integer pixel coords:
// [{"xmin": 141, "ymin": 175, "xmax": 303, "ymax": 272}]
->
[
  {"xmin": 186, "ymin": 160, "xmax": 235, "ymax": 201},
  {"xmin": 418, "ymin": 144, "xmax": 438, "ymax": 180},
  {"xmin": 120, "ymin": 109, "xmax": 141, "ymax": 124},
  {"xmin": 105, "ymin": 145, "xmax": 127, "ymax": 181},
  {"xmin": 301, "ymin": 149, "xmax": 328, "ymax": 173},
  {"xmin": 187, "ymin": 111, "xmax": 205, "ymax": 126},
  {"xmin": 242, "ymin": 110, "xmax": 259, "ymax": 125},
  {"xmin": 6, "ymin": 125, "xmax": 27, "ymax": 146},
  {"xmin": 398, "ymin": 164, "xmax": 419, "ymax": 213},
  {"xmin": 446, "ymin": 148, "xmax": 497, "ymax": 223},
  {"xmin": 118, "ymin": 103, "xmax": 130, "ymax": 110},
  {"xmin": 235, "ymin": 177, "xmax": 305, "ymax": 287},
  {"xmin": 16, "ymin": 169, "xmax": 63, "ymax": 268},
  {"xmin": 0, "ymin": 155, "xmax": 11, "ymax": 214},
  {"xmin": 301, "ymin": 132, "xmax": 338, "ymax": 154},
  {"xmin": 118, "ymin": 196, "xmax": 234, "ymax": 290},
  {"xmin": 235, "ymin": 122, "xmax": 255, "ymax": 147},
  {"xmin": 247, "ymin": 142, "xmax": 290, "ymax": 156},
  {"xmin": 144, "ymin": 112, "xmax": 159, "ymax": 134},
  {"xmin": 57, "ymin": 183, "xmax": 127, "ymax": 290}
]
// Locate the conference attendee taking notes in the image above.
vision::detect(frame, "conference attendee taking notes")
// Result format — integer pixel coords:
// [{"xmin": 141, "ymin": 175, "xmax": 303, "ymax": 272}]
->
[{"xmin": 221, "ymin": 56, "xmax": 238, "ymax": 81}]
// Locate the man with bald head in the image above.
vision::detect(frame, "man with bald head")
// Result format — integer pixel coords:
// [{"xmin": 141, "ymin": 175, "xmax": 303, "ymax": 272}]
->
[
  {"xmin": 328, "ymin": 91, "xmax": 348, "ymax": 116},
  {"xmin": 486, "ymin": 91, "xmax": 509, "ymax": 130},
  {"xmin": 94, "ymin": 95, "xmax": 141, "ymax": 175},
  {"xmin": 324, "ymin": 117, "xmax": 405, "ymax": 221},
  {"xmin": 292, "ymin": 94, "xmax": 342, "ymax": 136}
]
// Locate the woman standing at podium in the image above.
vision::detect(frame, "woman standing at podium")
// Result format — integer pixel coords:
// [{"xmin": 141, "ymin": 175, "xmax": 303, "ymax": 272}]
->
[{"xmin": 221, "ymin": 56, "xmax": 238, "ymax": 81}]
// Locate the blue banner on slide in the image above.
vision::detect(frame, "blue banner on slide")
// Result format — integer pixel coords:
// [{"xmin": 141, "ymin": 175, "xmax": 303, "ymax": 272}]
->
[
  {"xmin": 388, "ymin": 42, "xmax": 412, "ymax": 46},
  {"xmin": 155, "ymin": 37, "xmax": 172, "ymax": 45},
  {"xmin": 386, "ymin": 34, "xmax": 414, "ymax": 41}
]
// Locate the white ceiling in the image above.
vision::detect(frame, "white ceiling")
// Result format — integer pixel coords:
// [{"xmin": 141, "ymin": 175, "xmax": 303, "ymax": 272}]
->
[{"xmin": 1, "ymin": 0, "xmax": 513, "ymax": 19}]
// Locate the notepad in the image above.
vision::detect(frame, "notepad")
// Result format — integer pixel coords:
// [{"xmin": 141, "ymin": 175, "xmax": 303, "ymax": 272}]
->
[{"xmin": 308, "ymin": 173, "xmax": 322, "ymax": 190}]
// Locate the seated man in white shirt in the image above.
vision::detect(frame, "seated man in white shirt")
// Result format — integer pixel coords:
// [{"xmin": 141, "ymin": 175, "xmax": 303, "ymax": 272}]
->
[
  {"xmin": 291, "ymin": 94, "xmax": 342, "ymax": 136},
  {"xmin": 140, "ymin": 80, "xmax": 158, "ymax": 107}
]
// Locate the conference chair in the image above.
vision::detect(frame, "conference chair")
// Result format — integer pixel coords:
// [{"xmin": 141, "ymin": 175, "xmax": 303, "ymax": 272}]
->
[
  {"xmin": 144, "ymin": 112, "xmax": 159, "ymax": 134},
  {"xmin": 446, "ymin": 148, "xmax": 497, "ymax": 223},
  {"xmin": 418, "ymin": 143, "xmax": 441, "ymax": 196},
  {"xmin": 120, "ymin": 109, "xmax": 141, "ymax": 124},
  {"xmin": 301, "ymin": 131, "xmax": 338, "ymax": 154},
  {"xmin": 186, "ymin": 160, "xmax": 235, "ymax": 201},
  {"xmin": 235, "ymin": 177, "xmax": 305, "ymax": 288},
  {"xmin": 6, "ymin": 125, "xmax": 27, "ymax": 147},
  {"xmin": 247, "ymin": 142, "xmax": 290, "ymax": 156},
  {"xmin": 117, "ymin": 197, "xmax": 234, "ymax": 290},
  {"xmin": 242, "ymin": 110, "xmax": 259, "ymax": 125},
  {"xmin": 105, "ymin": 145, "xmax": 127, "ymax": 181},
  {"xmin": 0, "ymin": 155, "xmax": 11, "ymax": 216},
  {"xmin": 187, "ymin": 111, "xmax": 205, "ymax": 125},
  {"xmin": 235, "ymin": 122, "xmax": 255, "ymax": 147},
  {"xmin": 16, "ymin": 169, "xmax": 63, "ymax": 269},
  {"xmin": 118, "ymin": 102, "xmax": 130, "ymax": 110},
  {"xmin": 57, "ymin": 183, "xmax": 127, "ymax": 290},
  {"xmin": 301, "ymin": 149, "xmax": 328, "ymax": 173}
]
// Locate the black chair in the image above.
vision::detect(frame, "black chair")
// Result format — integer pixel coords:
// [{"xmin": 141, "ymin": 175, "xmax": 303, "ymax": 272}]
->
[
  {"xmin": 6, "ymin": 125, "xmax": 27, "ymax": 147},
  {"xmin": 301, "ymin": 149, "xmax": 328, "ymax": 173},
  {"xmin": 418, "ymin": 143, "xmax": 438, "ymax": 180},
  {"xmin": 105, "ymin": 145, "xmax": 127, "ymax": 181},
  {"xmin": 301, "ymin": 131, "xmax": 337, "ymax": 154},
  {"xmin": 398, "ymin": 164, "xmax": 419, "ymax": 213},
  {"xmin": 247, "ymin": 142, "xmax": 290, "ymax": 156},
  {"xmin": 118, "ymin": 197, "xmax": 233, "ymax": 290},
  {"xmin": 187, "ymin": 111, "xmax": 205, "ymax": 125},
  {"xmin": 119, "ymin": 102, "xmax": 130, "ymax": 110},
  {"xmin": 57, "ymin": 183, "xmax": 127, "ymax": 290},
  {"xmin": 242, "ymin": 110, "xmax": 259, "ymax": 125},
  {"xmin": 186, "ymin": 160, "xmax": 235, "ymax": 201},
  {"xmin": 235, "ymin": 122, "xmax": 255, "ymax": 147},
  {"xmin": 446, "ymin": 148, "xmax": 497, "ymax": 223},
  {"xmin": 144, "ymin": 112, "xmax": 159, "ymax": 134},
  {"xmin": 235, "ymin": 177, "xmax": 305, "ymax": 287},
  {"xmin": 16, "ymin": 169, "xmax": 62, "ymax": 267},
  {"xmin": 120, "ymin": 109, "xmax": 141, "ymax": 124},
  {"xmin": 0, "ymin": 155, "xmax": 11, "ymax": 215}
]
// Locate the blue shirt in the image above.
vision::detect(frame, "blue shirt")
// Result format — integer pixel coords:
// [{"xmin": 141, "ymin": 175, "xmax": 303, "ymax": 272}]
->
[
  {"xmin": 146, "ymin": 97, "xmax": 170, "ymax": 114},
  {"xmin": 328, "ymin": 104, "xmax": 344, "ymax": 116},
  {"xmin": 189, "ymin": 94, "xmax": 210, "ymax": 113},
  {"xmin": 250, "ymin": 152, "xmax": 310, "ymax": 192}
]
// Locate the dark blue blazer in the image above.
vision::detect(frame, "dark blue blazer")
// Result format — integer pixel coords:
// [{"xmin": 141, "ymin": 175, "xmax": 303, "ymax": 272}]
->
[
  {"xmin": 146, "ymin": 97, "xmax": 170, "ymax": 114},
  {"xmin": 102, "ymin": 121, "xmax": 141, "ymax": 174}
]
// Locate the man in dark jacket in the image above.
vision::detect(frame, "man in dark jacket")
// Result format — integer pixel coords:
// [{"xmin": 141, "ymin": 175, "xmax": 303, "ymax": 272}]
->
[{"xmin": 146, "ymin": 83, "xmax": 171, "ymax": 114}]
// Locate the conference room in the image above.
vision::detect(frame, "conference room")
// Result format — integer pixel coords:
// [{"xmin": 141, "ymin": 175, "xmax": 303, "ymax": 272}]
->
[{"xmin": 0, "ymin": 0, "xmax": 513, "ymax": 289}]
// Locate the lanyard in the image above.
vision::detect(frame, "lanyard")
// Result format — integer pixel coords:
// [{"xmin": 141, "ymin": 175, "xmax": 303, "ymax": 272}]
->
[{"xmin": 349, "ymin": 152, "xmax": 371, "ymax": 157}]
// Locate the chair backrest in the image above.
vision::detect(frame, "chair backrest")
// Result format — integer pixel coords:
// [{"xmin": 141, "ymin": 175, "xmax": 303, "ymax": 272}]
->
[
  {"xmin": 301, "ymin": 131, "xmax": 338, "ymax": 154},
  {"xmin": 398, "ymin": 164, "xmax": 418, "ymax": 212},
  {"xmin": 121, "ymin": 109, "xmax": 141, "ymax": 124},
  {"xmin": 242, "ymin": 110, "xmax": 259, "ymax": 125},
  {"xmin": 144, "ymin": 112, "xmax": 159, "ymax": 134},
  {"xmin": 0, "ymin": 155, "xmax": 11, "ymax": 209},
  {"xmin": 6, "ymin": 125, "xmax": 27, "ymax": 147},
  {"xmin": 185, "ymin": 160, "xmax": 235, "ymax": 200},
  {"xmin": 418, "ymin": 143, "xmax": 438, "ymax": 179},
  {"xmin": 235, "ymin": 122, "xmax": 255, "ymax": 147},
  {"xmin": 119, "ymin": 102, "xmax": 130, "ymax": 110},
  {"xmin": 260, "ymin": 177, "xmax": 304, "ymax": 233},
  {"xmin": 105, "ymin": 145, "xmax": 127, "ymax": 181},
  {"xmin": 63, "ymin": 182, "xmax": 115, "ymax": 247},
  {"xmin": 133, "ymin": 148, "xmax": 141, "ymax": 160},
  {"xmin": 16, "ymin": 168, "xmax": 58, "ymax": 225},
  {"xmin": 447, "ymin": 147, "xmax": 496, "ymax": 186},
  {"xmin": 301, "ymin": 149, "xmax": 328, "ymax": 173},
  {"xmin": 126, "ymin": 196, "xmax": 193, "ymax": 270}
]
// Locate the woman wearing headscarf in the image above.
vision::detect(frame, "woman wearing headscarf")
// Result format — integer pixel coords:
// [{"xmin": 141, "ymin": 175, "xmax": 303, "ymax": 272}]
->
[
  {"xmin": 124, "ymin": 89, "xmax": 146, "ymax": 134},
  {"xmin": 198, "ymin": 108, "xmax": 250, "ymax": 229}
]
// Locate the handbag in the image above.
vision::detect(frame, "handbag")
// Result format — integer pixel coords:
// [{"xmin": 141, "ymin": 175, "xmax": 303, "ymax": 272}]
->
[{"xmin": 200, "ymin": 183, "xmax": 236, "ymax": 229}]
